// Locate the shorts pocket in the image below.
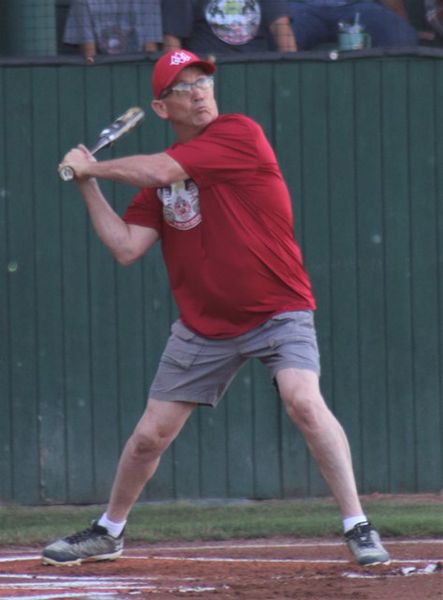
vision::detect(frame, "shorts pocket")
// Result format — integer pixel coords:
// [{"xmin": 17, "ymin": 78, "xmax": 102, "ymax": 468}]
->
[{"xmin": 161, "ymin": 320, "xmax": 204, "ymax": 369}]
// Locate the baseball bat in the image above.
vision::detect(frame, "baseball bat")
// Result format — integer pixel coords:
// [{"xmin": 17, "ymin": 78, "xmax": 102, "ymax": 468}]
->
[{"xmin": 58, "ymin": 106, "xmax": 145, "ymax": 181}]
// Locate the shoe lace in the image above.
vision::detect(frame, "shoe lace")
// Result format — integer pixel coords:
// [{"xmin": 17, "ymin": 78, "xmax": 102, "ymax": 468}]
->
[
  {"xmin": 65, "ymin": 524, "xmax": 102, "ymax": 544},
  {"xmin": 353, "ymin": 524, "xmax": 376, "ymax": 547}
]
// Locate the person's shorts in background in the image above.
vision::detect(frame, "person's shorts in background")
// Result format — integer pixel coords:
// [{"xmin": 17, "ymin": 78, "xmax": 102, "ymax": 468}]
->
[
  {"xmin": 149, "ymin": 310, "xmax": 320, "ymax": 407},
  {"xmin": 287, "ymin": 1, "xmax": 418, "ymax": 49}
]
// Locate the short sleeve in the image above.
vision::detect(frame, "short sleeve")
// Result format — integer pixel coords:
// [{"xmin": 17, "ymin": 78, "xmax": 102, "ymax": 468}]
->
[
  {"xmin": 165, "ymin": 115, "xmax": 261, "ymax": 187},
  {"xmin": 123, "ymin": 187, "xmax": 163, "ymax": 232},
  {"xmin": 134, "ymin": 0, "xmax": 163, "ymax": 43},
  {"xmin": 63, "ymin": 0, "xmax": 94, "ymax": 44}
]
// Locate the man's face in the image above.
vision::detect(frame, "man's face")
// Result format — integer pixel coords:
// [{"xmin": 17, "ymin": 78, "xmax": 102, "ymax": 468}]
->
[{"xmin": 157, "ymin": 66, "xmax": 219, "ymax": 133}]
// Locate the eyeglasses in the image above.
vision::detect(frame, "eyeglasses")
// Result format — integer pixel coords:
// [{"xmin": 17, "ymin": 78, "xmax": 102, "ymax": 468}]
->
[{"xmin": 160, "ymin": 76, "xmax": 214, "ymax": 100}]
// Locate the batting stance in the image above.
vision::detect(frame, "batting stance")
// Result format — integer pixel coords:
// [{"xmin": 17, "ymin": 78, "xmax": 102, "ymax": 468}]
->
[{"xmin": 43, "ymin": 50, "xmax": 389, "ymax": 566}]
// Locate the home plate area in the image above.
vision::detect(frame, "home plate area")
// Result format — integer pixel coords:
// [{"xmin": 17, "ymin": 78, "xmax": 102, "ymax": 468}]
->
[{"xmin": 0, "ymin": 539, "xmax": 441, "ymax": 599}]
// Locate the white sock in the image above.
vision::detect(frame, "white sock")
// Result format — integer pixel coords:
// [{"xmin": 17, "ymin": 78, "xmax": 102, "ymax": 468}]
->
[
  {"xmin": 343, "ymin": 515, "xmax": 368, "ymax": 533},
  {"xmin": 98, "ymin": 513, "xmax": 127, "ymax": 538}
]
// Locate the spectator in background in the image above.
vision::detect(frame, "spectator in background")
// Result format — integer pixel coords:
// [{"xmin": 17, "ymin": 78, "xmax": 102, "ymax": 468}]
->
[
  {"xmin": 63, "ymin": 0, "xmax": 162, "ymax": 63},
  {"xmin": 425, "ymin": 0, "xmax": 443, "ymax": 40},
  {"xmin": 162, "ymin": 0, "xmax": 297, "ymax": 56},
  {"xmin": 287, "ymin": 0, "xmax": 418, "ymax": 50}
]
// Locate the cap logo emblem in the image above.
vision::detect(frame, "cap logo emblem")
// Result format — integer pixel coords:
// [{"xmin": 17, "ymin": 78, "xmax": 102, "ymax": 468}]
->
[{"xmin": 170, "ymin": 51, "xmax": 192, "ymax": 66}]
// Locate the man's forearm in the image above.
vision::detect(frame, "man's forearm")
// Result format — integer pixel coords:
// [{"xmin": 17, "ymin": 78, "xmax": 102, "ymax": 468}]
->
[
  {"xmin": 143, "ymin": 42, "xmax": 158, "ymax": 53},
  {"xmin": 163, "ymin": 34, "xmax": 182, "ymax": 52},
  {"xmin": 70, "ymin": 153, "xmax": 187, "ymax": 189},
  {"xmin": 84, "ymin": 155, "xmax": 165, "ymax": 187},
  {"xmin": 270, "ymin": 16, "xmax": 298, "ymax": 52},
  {"xmin": 78, "ymin": 179, "xmax": 135, "ymax": 263},
  {"xmin": 81, "ymin": 41, "xmax": 96, "ymax": 63},
  {"xmin": 77, "ymin": 178, "xmax": 157, "ymax": 265}
]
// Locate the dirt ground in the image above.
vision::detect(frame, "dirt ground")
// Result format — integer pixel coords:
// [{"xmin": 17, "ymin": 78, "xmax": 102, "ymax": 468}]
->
[{"xmin": 0, "ymin": 537, "xmax": 441, "ymax": 599}]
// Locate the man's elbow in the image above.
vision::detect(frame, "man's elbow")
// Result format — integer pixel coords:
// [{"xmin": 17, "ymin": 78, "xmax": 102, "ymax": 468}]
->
[{"xmin": 112, "ymin": 247, "xmax": 141, "ymax": 267}]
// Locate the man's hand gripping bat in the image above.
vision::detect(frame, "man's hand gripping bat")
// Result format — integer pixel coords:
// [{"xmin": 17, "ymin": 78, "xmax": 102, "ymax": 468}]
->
[{"xmin": 58, "ymin": 106, "xmax": 145, "ymax": 181}]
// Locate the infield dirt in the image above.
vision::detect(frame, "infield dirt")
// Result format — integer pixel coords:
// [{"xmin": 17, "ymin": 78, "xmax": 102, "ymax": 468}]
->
[{"xmin": 0, "ymin": 537, "xmax": 441, "ymax": 599}]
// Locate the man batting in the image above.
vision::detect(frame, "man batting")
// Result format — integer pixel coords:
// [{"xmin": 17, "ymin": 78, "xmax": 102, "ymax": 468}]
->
[{"xmin": 43, "ymin": 50, "xmax": 389, "ymax": 567}]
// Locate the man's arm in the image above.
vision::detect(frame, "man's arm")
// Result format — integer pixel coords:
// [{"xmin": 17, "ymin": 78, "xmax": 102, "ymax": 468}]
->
[
  {"xmin": 59, "ymin": 146, "xmax": 184, "ymax": 264},
  {"xmin": 269, "ymin": 16, "xmax": 298, "ymax": 52},
  {"xmin": 80, "ymin": 41, "xmax": 96, "ymax": 63},
  {"xmin": 60, "ymin": 145, "xmax": 189, "ymax": 188},
  {"xmin": 378, "ymin": 0, "xmax": 410, "ymax": 20},
  {"xmin": 143, "ymin": 42, "xmax": 159, "ymax": 53},
  {"xmin": 77, "ymin": 177, "xmax": 159, "ymax": 265},
  {"xmin": 162, "ymin": 34, "xmax": 182, "ymax": 52}
]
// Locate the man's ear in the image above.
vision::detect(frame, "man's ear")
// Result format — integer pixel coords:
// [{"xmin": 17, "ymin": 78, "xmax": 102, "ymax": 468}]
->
[{"xmin": 151, "ymin": 99, "xmax": 168, "ymax": 120}]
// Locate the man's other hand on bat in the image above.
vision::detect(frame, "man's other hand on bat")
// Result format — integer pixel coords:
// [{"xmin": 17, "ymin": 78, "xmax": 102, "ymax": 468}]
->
[{"xmin": 59, "ymin": 144, "xmax": 97, "ymax": 181}]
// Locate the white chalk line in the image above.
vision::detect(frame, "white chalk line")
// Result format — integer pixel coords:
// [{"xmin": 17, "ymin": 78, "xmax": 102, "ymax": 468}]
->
[
  {"xmin": 151, "ymin": 556, "xmax": 443, "ymax": 565},
  {"xmin": 2, "ymin": 592, "xmax": 118, "ymax": 600},
  {"xmin": 0, "ymin": 572, "xmax": 218, "ymax": 599},
  {"xmin": 127, "ymin": 539, "xmax": 443, "ymax": 553},
  {"xmin": 0, "ymin": 537, "xmax": 441, "ymax": 563},
  {"xmin": 1, "ymin": 554, "xmax": 441, "ymax": 567},
  {"xmin": 1, "ymin": 587, "xmax": 217, "ymax": 600}
]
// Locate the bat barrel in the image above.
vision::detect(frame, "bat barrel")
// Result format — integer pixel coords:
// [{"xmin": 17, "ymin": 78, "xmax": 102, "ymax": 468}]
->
[{"xmin": 89, "ymin": 136, "xmax": 112, "ymax": 155}]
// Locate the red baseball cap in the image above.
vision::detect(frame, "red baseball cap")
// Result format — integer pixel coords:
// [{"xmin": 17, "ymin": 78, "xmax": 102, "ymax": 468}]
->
[{"xmin": 152, "ymin": 50, "xmax": 216, "ymax": 99}]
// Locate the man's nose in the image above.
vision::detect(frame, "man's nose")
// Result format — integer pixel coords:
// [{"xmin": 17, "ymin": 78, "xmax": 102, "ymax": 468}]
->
[{"xmin": 191, "ymin": 84, "xmax": 204, "ymax": 99}]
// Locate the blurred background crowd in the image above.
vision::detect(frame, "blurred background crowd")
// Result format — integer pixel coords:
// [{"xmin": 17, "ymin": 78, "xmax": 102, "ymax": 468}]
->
[
  {"xmin": 1, "ymin": 1, "xmax": 442, "ymax": 61},
  {"xmin": 59, "ymin": 0, "xmax": 443, "ymax": 60}
]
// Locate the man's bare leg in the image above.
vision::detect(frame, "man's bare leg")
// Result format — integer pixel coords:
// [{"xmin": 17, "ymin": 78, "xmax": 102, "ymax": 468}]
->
[
  {"xmin": 106, "ymin": 398, "xmax": 196, "ymax": 522},
  {"xmin": 41, "ymin": 398, "xmax": 195, "ymax": 565},
  {"xmin": 276, "ymin": 368, "xmax": 363, "ymax": 518}
]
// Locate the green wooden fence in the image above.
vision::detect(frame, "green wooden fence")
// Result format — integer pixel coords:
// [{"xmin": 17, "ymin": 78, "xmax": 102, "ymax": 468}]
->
[{"xmin": 1, "ymin": 53, "xmax": 442, "ymax": 505}]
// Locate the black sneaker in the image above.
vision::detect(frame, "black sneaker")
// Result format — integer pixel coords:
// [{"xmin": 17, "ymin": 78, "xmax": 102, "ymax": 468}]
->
[
  {"xmin": 345, "ymin": 521, "xmax": 390, "ymax": 565},
  {"xmin": 42, "ymin": 520, "xmax": 124, "ymax": 566}
]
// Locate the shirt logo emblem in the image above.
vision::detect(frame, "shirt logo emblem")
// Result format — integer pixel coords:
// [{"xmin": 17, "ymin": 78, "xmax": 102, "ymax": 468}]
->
[
  {"xmin": 205, "ymin": 0, "xmax": 261, "ymax": 45},
  {"xmin": 157, "ymin": 179, "xmax": 202, "ymax": 231}
]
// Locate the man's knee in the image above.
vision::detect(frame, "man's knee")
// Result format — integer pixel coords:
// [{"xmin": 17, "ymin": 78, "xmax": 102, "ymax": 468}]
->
[
  {"xmin": 285, "ymin": 387, "xmax": 329, "ymax": 430},
  {"xmin": 277, "ymin": 369, "xmax": 327, "ymax": 429},
  {"xmin": 127, "ymin": 399, "xmax": 194, "ymax": 460},
  {"xmin": 129, "ymin": 424, "xmax": 174, "ymax": 460}
]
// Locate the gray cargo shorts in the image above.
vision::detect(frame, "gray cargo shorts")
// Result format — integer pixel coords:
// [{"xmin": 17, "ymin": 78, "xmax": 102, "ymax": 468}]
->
[{"xmin": 149, "ymin": 310, "xmax": 320, "ymax": 407}]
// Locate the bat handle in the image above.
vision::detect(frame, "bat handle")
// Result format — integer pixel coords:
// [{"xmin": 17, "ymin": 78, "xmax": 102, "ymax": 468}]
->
[{"xmin": 59, "ymin": 165, "xmax": 75, "ymax": 182}]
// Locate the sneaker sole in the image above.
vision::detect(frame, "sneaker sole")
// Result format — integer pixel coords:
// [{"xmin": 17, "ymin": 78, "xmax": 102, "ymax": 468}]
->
[
  {"xmin": 42, "ymin": 550, "xmax": 123, "ymax": 567},
  {"xmin": 358, "ymin": 558, "xmax": 391, "ymax": 567}
]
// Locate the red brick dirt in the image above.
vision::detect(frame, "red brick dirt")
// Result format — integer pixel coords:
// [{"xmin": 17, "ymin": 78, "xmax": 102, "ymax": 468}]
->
[{"xmin": 0, "ymin": 538, "xmax": 441, "ymax": 599}]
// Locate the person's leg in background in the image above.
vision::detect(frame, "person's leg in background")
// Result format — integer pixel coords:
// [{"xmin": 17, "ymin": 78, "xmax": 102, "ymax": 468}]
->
[{"xmin": 287, "ymin": 2, "xmax": 337, "ymax": 49}]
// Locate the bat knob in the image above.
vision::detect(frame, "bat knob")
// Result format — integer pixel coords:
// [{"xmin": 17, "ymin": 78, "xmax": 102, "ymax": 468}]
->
[{"xmin": 59, "ymin": 165, "xmax": 75, "ymax": 181}]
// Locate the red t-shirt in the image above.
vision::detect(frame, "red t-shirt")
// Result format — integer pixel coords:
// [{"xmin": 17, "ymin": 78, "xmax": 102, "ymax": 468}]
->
[{"xmin": 123, "ymin": 114, "xmax": 316, "ymax": 338}]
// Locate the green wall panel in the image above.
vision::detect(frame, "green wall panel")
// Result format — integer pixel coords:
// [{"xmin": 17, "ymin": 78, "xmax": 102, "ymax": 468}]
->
[
  {"xmin": 4, "ymin": 68, "xmax": 40, "ymax": 504},
  {"xmin": 0, "ymin": 67, "xmax": 13, "ymax": 502},
  {"xmin": 354, "ymin": 61, "xmax": 388, "ymax": 492},
  {"xmin": 57, "ymin": 67, "xmax": 94, "ymax": 503},
  {"xmin": 408, "ymin": 60, "xmax": 442, "ymax": 491},
  {"xmin": 0, "ymin": 55, "xmax": 442, "ymax": 505},
  {"xmin": 381, "ymin": 60, "xmax": 415, "ymax": 493},
  {"xmin": 33, "ymin": 67, "xmax": 66, "ymax": 503}
]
